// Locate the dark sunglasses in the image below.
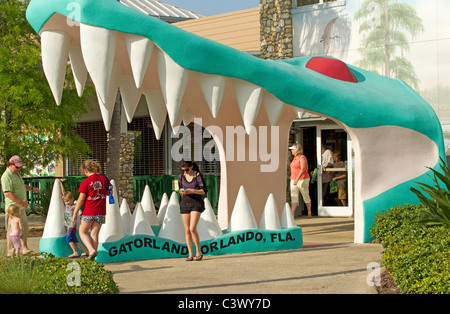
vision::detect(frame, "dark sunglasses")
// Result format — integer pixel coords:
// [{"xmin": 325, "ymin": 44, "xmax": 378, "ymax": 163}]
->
[
  {"xmin": 14, "ymin": 166, "xmax": 22, "ymax": 169},
  {"xmin": 181, "ymin": 167, "xmax": 191, "ymax": 172}
]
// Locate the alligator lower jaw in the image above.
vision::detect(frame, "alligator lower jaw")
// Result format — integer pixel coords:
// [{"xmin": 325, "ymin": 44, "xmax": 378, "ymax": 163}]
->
[{"xmin": 41, "ymin": 176, "xmax": 303, "ymax": 262}]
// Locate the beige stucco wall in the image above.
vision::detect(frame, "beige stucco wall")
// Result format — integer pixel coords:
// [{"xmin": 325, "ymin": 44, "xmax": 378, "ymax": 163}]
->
[{"xmin": 174, "ymin": 8, "xmax": 260, "ymax": 54}]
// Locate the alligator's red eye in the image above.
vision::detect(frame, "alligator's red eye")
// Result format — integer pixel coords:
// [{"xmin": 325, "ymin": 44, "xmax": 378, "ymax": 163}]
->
[{"xmin": 305, "ymin": 56, "xmax": 358, "ymax": 83}]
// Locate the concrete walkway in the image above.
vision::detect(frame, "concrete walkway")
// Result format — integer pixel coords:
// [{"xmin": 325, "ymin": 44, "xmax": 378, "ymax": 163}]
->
[
  {"xmin": 0, "ymin": 214, "xmax": 383, "ymax": 294},
  {"xmin": 103, "ymin": 217, "xmax": 383, "ymax": 294}
]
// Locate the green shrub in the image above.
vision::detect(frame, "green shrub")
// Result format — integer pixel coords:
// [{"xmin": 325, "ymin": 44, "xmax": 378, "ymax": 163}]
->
[
  {"xmin": 0, "ymin": 256, "xmax": 47, "ymax": 293},
  {"xmin": 371, "ymin": 205, "xmax": 450, "ymax": 294},
  {"xmin": 370, "ymin": 204, "xmax": 428, "ymax": 249},
  {"xmin": 0, "ymin": 254, "xmax": 119, "ymax": 294}
]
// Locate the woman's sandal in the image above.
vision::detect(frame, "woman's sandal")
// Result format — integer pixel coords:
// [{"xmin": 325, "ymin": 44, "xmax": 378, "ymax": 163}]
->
[
  {"xmin": 185, "ymin": 256, "xmax": 194, "ymax": 261},
  {"xmin": 88, "ymin": 251, "xmax": 98, "ymax": 261},
  {"xmin": 194, "ymin": 255, "xmax": 203, "ymax": 261}
]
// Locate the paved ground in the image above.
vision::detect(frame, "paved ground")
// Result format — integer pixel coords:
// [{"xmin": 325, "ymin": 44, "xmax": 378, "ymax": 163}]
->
[
  {"xmin": 103, "ymin": 217, "xmax": 383, "ymax": 294},
  {"xmin": 0, "ymin": 214, "xmax": 384, "ymax": 294}
]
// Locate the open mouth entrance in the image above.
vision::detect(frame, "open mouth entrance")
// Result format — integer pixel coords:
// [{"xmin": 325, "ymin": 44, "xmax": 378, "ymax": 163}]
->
[
  {"xmin": 32, "ymin": 4, "xmax": 443, "ymax": 246},
  {"xmin": 169, "ymin": 112, "xmax": 356, "ymax": 235},
  {"xmin": 290, "ymin": 115, "xmax": 355, "ymax": 239}
]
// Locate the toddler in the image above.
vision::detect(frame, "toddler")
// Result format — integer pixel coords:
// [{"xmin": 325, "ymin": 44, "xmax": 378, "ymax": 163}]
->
[
  {"xmin": 57, "ymin": 179, "xmax": 89, "ymax": 258},
  {"xmin": 7, "ymin": 204, "xmax": 22, "ymax": 257}
]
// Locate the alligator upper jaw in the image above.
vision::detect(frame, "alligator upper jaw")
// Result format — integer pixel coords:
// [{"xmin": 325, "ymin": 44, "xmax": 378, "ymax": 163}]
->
[
  {"xmin": 39, "ymin": 13, "xmax": 303, "ymax": 135},
  {"xmin": 38, "ymin": 12, "xmax": 305, "ymax": 228}
]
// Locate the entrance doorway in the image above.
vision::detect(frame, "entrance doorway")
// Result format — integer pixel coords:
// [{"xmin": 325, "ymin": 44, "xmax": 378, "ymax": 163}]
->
[
  {"xmin": 317, "ymin": 126, "xmax": 353, "ymax": 217},
  {"xmin": 292, "ymin": 123, "xmax": 353, "ymax": 218}
]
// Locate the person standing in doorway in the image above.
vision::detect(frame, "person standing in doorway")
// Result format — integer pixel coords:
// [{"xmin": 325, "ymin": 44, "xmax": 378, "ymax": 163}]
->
[
  {"xmin": 332, "ymin": 151, "xmax": 347, "ymax": 206},
  {"xmin": 1, "ymin": 155, "xmax": 41, "ymax": 255},
  {"xmin": 289, "ymin": 144, "xmax": 312, "ymax": 218},
  {"xmin": 321, "ymin": 144, "xmax": 334, "ymax": 204}
]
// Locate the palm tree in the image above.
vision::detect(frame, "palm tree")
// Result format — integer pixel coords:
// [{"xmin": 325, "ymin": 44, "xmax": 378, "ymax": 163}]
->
[{"xmin": 355, "ymin": 0, "xmax": 424, "ymax": 90}]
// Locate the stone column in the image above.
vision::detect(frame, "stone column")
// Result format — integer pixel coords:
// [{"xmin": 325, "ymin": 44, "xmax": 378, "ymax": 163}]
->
[
  {"xmin": 119, "ymin": 131, "xmax": 136, "ymax": 209},
  {"xmin": 260, "ymin": 0, "xmax": 293, "ymax": 60}
]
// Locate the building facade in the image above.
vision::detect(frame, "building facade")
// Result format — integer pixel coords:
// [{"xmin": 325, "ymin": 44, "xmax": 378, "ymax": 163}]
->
[{"xmin": 259, "ymin": 0, "xmax": 449, "ymax": 218}]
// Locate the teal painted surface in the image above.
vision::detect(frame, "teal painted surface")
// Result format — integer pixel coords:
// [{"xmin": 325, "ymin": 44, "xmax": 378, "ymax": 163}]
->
[
  {"xmin": 40, "ymin": 235, "xmax": 85, "ymax": 257},
  {"xmin": 38, "ymin": 227, "xmax": 302, "ymax": 263},
  {"xmin": 362, "ymin": 162, "xmax": 442, "ymax": 242},
  {"xmin": 96, "ymin": 227, "xmax": 302, "ymax": 263}
]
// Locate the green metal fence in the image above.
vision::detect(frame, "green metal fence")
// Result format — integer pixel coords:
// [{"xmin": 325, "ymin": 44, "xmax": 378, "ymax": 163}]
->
[
  {"xmin": 0, "ymin": 176, "xmax": 86, "ymax": 215},
  {"xmin": 0, "ymin": 175, "xmax": 219, "ymax": 215}
]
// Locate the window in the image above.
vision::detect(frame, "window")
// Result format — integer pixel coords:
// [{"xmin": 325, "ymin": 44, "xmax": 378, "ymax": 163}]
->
[
  {"xmin": 67, "ymin": 121, "xmax": 108, "ymax": 176},
  {"xmin": 68, "ymin": 118, "xmax": 220, "ymax": 178},
  {"xmin": 128, "ymin": 117, "xmax": 165, "ymax": 176},
  {"xmin": 295, "ymin": 0, "xmax": 338, "ymax": 8}
]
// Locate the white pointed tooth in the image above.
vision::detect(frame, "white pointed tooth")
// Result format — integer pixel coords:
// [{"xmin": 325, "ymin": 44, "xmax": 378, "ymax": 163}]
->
[
  {"xmin": 128, "ymin": 202, "xmax": 155, "ymax": 236},
  {"xmin": 42, "ymin": 180, "xmax": 66, "ymax": 238},
  {"xmin": 156, "ymin": 204, "xmax": 168, "ymax": 226},
  {"xmin": 156, "ymin": 50, "xmax": 189, "ymax": 127},
  {"xmin": 197, "ymin": 198, "xmax": 223, "ymax": 240},
  {"xmin": 157, "ymin": 193, "xmax": 169, "ymax": 224},
  {"xmin": 183, "ymin": 111, "xmax": 195, "ymax": 126},
  {"xmin": 228, "ymin": 186, "xmax": 258, "ymax": 232},
  {"xmin": 259, "ymin": 193, "xmax": 281, "ymax": 230},
  {"xmin": 99, "ymin": 62, "xmax": 121, "ymax": 130},
  {"xmin": 119, "ymin": 199, "xmax": 132, "ymax": 234},
  {"xmin": 194, "ymin": 72, "xmax": 225, "ymax": 118},
  {"xmin": 232, "ymin": 79, "xmax": 263, "ymax": 135},
  {"xmin": 41, "ymin": 30, "xmax": 71, "ymax": 106},
  {"xmin": 141, "ymin": 185, "xmax": 159, "ymax": 226},
  {"xmin": 280, "ymin": 203, "xmax": 297, "ymax": 229},
  {"xmin": 96, "ymin": 93, "xmax": 113, "ymax": 132},
  {"xmin": 68, "ymin": 44, "xmax": 88, "ymax": 97},
  {"xmin": 124, "ymin": 34, "xmax": 154, "ymax": 89},
  {"xmin": 143, "ymin": 89, "xmax": 167, "ymax": 140},
  {"xmin": 158, "ymin": 192, "xmax": 186, "ymax": 244},
  {"xmin": 80, "ymin": 23, "xmax": 117, "ymax": 104},
  {"xmin": 119, "ymin": 74, "xmax": 141, "ymax": 123},
  {"xmin": 172, "ymin": 102, "xmax": 187, "ymax": 130},
  {"xmin": 97, "ymin": 62, "xmax": 121, "ymax": 131},
  {"xmin": 99, "ymin": 180, "xmax": 125, "ymax": 243},
  {"xmin": 292, "ymin": 107, "xmax": 306, "ymax": 119},
  {"xmin": 263, "ymin": 93, "xmax": 286, "ymax": 126}
]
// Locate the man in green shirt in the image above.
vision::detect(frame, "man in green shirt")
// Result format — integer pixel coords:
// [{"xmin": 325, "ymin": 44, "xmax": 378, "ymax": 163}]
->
[{"xmin": 2, "ymin": 155, "xmax": 41, "ymax": 255}]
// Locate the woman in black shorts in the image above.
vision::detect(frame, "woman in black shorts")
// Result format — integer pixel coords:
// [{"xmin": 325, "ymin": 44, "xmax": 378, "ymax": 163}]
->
[{"xmin": 178, "ymin": 160, "xmax": 207, "ymax": 261}]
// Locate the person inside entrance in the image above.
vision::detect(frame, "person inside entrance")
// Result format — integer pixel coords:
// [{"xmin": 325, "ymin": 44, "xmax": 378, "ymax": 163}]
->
[{"xmin": 289, "ymin": 143, "xmax": 312, "ymax": 218}]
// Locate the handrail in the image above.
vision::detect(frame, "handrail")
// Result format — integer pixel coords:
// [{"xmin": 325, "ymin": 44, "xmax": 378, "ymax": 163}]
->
[{"xmin": 0, "ymin": 175, "xmax": 219, "ymax": 215}]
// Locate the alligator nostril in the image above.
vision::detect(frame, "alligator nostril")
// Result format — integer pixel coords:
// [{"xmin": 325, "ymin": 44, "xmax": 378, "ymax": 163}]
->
[{"xmin": 305, "ymin": 56, "xmax": 358, "ymax": 83}]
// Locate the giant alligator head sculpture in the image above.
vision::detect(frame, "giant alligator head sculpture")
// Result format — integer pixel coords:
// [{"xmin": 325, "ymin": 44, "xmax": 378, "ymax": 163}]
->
[{"xmin": 27, "ymin": 0, "xmax": 445, "ymax": 243}]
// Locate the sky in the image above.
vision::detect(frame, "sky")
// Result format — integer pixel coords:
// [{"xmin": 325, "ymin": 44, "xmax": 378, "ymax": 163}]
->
[{"xmin": 160, "ymin": 0, "xmax": 260, "ymax": 16}]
